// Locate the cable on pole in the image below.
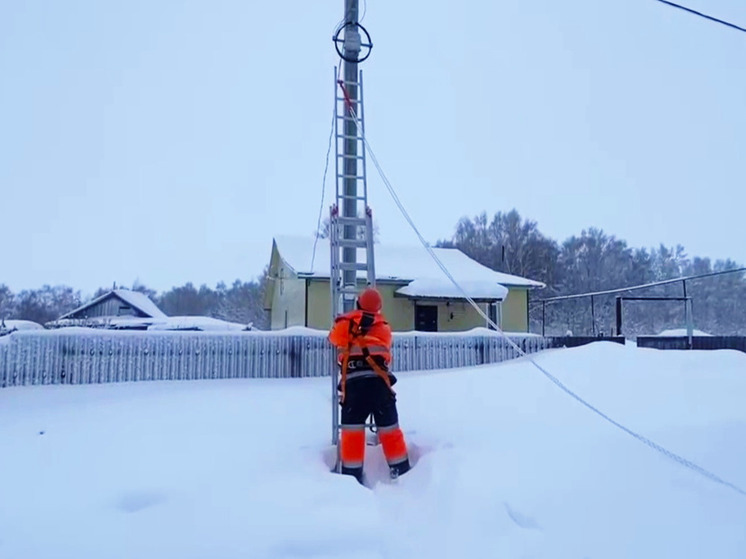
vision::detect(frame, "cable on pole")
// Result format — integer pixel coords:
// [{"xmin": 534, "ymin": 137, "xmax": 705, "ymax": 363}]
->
[
  {"xmin": 337, "ymin": 81, "xmax": 746, "ymax": 499},
  {"xmin": 311, "ymin": 65, "xmax": 344, "ymax": 272}
]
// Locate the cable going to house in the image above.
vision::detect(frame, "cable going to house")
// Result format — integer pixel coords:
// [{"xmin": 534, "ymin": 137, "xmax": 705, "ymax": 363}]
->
[
  {"xmin": 654, "ymin": 0, "xmax": 746, "ymax": 34},
  {"xmin": 336, "ymin": 81, "xmax": 746, "ymax": 499}
]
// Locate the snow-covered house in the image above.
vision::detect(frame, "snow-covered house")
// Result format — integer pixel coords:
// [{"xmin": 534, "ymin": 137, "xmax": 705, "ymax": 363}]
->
[
  {"xmin": 48, "ymin": 289, "xmax": 167, "ymax": 329},
  {"xmin": 264, "ymin": 236, "xmax": 544, "ymax": 332}
]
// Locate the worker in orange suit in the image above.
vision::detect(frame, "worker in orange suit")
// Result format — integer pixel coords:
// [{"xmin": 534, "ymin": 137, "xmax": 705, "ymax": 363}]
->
[{"xmin": 328, "ymin": 287, "xmax": 411, "ymax": 484}]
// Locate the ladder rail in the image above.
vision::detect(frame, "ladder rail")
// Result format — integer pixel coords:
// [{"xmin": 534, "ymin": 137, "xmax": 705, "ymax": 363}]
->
[{"xmin": 330, "ymin": 68, "xmax": 376, "ymax": 447}]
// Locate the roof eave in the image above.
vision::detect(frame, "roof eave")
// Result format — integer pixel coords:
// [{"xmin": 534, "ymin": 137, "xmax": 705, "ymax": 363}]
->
[
  {"xmin": 394, "ymin": 293, "xmax": 504, "ymax": 303},
  {"xmin": 58, "ymin": 291, "xmax": 115, "ymax": 319},
  {"xmin": 59, "ymin": 290, "xmax": 160, "ymax": 320},
  {"xmin": 300, "ymin": 274, "xmax": 414, "ymax": 285}
]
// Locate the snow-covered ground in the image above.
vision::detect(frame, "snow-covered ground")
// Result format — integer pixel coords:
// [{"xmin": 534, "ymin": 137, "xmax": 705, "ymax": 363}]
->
[{"xmin": 1, "ymin": 342, "xmax": 745, "ymax": 558}]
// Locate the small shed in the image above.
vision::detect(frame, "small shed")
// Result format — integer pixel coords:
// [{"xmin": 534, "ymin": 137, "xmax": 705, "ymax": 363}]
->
[{"xmin": 49, "ymin": 289, "xmax": 167, "ymax": 328}]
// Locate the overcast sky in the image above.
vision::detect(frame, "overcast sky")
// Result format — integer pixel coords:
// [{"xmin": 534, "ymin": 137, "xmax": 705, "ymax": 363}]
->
[{"xmin": 2, "ymin": 0, "xmax": 745, "ymax": 296}]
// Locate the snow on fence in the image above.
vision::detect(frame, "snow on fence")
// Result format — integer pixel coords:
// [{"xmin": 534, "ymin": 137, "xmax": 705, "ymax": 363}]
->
[
  {"xmin": 637, "ymin": 336, "xmax": 746, "ymax": 352},
  {"xmin": 0, "ymin": 329, "xmax": 554, "ymax": 388}
]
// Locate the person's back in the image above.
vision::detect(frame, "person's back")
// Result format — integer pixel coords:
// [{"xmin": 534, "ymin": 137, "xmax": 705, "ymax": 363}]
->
[{"xmin": 328, "ymin": 287, "xmax": 411, "ymax": 484}]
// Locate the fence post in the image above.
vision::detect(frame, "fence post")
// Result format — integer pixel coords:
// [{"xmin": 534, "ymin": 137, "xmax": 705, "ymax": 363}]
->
[
  {"xmin": 615, "ymin": 297, "xmax": 623, "ymax": 337},
  {"xmin": 542, "ymin": 301, "xmax": 546, "ymax": 336},
  {"xmin": 590, "ymin": 296, "xmax": 596, "ymax": 336},
  {"xmin": 685, "ymin": 297, "xmax": 694, "ymax": 349}
]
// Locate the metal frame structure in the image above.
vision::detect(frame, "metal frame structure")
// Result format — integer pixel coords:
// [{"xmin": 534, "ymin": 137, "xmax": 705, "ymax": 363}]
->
[
  {"xmin": 534, "ymin": 267, "xmax": 746, "ymax": 336},
  {"xmin": 615, "ymin": 296, "xmax": 694, "ymax": 346}
]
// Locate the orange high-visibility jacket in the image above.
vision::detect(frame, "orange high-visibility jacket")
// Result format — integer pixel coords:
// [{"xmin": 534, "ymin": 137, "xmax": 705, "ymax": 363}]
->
[{"xmin": 328, "ymin": 309, "xmax": 392, "ymax": 375}]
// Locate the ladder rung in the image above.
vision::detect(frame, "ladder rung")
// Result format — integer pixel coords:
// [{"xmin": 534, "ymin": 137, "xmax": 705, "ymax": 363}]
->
[
  {"xmin": 336, "ymin": 239, "xmax": 368, "ymax": 248},
  {"xmin": 336, "ymin": 114, "xmax": 363, "ymax": 121},
  {"xmin": 334, "ymin": 286, "xmax": 364, "ymax": 294},
  {"xmin": 337, "ymin": 154, "xmax": 364, "ymax": 159},
  {"xmin": 335, "ymin": 216, "xmax": 367, "ymax": 226},
  {"xmin": 336, "ymin": 134, "xmax": 364, "ymax": 140},
  {"xmin": 337, "ymin": 175, "xmax": 366, "ymax": 180},
  {"xmin": 339, "ymin": 262, "xmax": 370, "ymax": 271},
  {"xmin": 337, "ymin": 286, "xmax": 365, "ymax": 293},
  {"xmin": 338, "ymin": 195, "xmax": 367, "ymax": 202}
]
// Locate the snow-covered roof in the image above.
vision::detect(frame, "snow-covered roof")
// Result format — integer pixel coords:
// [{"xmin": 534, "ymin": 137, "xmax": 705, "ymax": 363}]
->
[
  {"xmin": 147, "ymin": 316, "xmax": 251, "ymax": 331},
  {"xmin": 47, "ymin": 315, "xmax": 253, "ymax": 332},
  {"xmin": 0, "ymin": 319, "xmax": 45, "ymax": 335},
  {"xmin": 395, "ymin": 279, "xmax": 509, "ymax": 301},
  {"xmin": 274, "ymin": 235, "xmax": 545, "ymax": 291},
  {"xmin": 114, "ymin": 290, "xmax": 166, "ymax": 318},
  {"xmin": 59, "ymin": 289, "xmax": 167, "ymax": 320}
]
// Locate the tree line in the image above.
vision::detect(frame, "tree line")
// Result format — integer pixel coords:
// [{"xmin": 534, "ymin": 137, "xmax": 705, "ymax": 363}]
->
[
  {"xmin": 3, "ymin": 209, "xmax": 745, "ymax": 336},
  {"xmin": 436, "ymin": 209, "xmax": 746, "ymax": 336},
  {"xmin": 0, "ymin": 276, "xmax": 269, "ymax": 330}
]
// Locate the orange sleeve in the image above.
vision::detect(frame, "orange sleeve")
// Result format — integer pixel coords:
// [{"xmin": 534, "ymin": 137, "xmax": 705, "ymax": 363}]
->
[{"xmin": 328, "ymin": 317, "xmax": 350, "ymax": 348}]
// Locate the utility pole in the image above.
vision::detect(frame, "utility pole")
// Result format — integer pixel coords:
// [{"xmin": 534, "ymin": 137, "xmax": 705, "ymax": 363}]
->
[
  {"xmin": 329, "ymin": 0, "xmax": 374, "ymax": 448},
  {"xmin": 330, "ymin": 0, "xmax": 373, "ymax": 316},
  {"xmin": 341, "ymin": 0, "xmax": 361, "ymax": 313}
]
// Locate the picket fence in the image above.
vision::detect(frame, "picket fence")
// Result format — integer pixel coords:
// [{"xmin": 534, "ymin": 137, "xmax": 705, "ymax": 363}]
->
[{"xmin": 0, "ymin": 329, "xmax": 557, "ymax": 388}]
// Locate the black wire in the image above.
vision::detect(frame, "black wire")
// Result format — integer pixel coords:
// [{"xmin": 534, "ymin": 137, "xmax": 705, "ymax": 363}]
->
[
  {"xmin": 311, "ymin": 64, "xmax": 343, "ymax": 271},
  {"xmin": 334, "ymin": 0, "xmax": 366, "ymax": 33},
  {"xmin": 655, "ymin": 0, "xmax": 746, "ymax": 33}
]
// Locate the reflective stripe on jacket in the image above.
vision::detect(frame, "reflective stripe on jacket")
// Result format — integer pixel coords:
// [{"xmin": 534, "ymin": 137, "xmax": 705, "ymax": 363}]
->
[{"xmin": 328, "ymin": 309, "xmax": 392, "ymax": 366}]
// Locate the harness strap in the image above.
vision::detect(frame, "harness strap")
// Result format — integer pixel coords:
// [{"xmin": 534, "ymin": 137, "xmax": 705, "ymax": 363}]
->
[
  {"xmin": 362, "ymin": 347, "xmax": 394, "ymax": 391},
  {"xmin": 338, "ymin": 315, "xmax": 394, "ymax": 403},
  {"xmin": 365, "ymin": 353, "xmax": 394, "ymax": 392}
]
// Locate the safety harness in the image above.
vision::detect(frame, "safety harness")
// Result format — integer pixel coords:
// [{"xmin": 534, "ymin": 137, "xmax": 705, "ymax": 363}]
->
[{"xmin": 338, "ymin": 311, "xmax": 394, "ymax": 404}]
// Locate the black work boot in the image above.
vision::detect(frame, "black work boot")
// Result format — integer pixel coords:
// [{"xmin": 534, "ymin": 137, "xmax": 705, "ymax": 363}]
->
[
  {"xmin": 341, "ymin": 465, "xmax": 365, "ymax": 485},
  {"xmin": 389, "ymin": 459, "xmax": 411, "ymax": 480}
]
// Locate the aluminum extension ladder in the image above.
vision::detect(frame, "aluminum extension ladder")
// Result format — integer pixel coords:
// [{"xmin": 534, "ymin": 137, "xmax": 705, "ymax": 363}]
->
[{"xmin": 329, "ymin": 69, "xmax": 377, "ymax": 451}]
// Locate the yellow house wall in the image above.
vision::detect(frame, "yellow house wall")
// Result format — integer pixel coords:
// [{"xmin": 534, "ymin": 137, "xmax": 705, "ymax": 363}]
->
[
  {"xmin": 308, "ymin": 281, "xmax": 505, "ymax": 332},
  {"xmin": 436, "ymin": 301, "xmax": 492, "ymax": 331},
  {"xmin": 275, "ymin": 273, "xmax": 531, "ymax": 334},
  {"xmin": 377, "ymin": 284, "xmax": 414, "ymax": 331},
  {"xmin": 307, "ymin": 280, "xmax": 331, "ymax": 330},
  {"xmin": 269, "ymin": 267, "xmax": 307, "ymax": 330},
  {"xmin": 501, "ymin": 288, "xmax": 528, "ymax": 332},
  {"xmin": 306, "ymin": 281, "xmax": 414, "ymax": 330}
]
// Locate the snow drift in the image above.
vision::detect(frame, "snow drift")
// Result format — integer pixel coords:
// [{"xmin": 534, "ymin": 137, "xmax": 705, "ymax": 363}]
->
[{"xmin": 1, "ymin": 342, "xmax": 745, "ymax": 558}]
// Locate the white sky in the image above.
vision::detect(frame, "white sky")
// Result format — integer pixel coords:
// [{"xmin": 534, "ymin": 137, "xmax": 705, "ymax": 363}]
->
[{"xmin": 2, "ymin": 0, "xmax": 745, "ymax": 296}]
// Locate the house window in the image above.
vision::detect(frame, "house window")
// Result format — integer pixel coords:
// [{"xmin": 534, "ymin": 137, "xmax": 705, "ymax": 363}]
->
[
  {"xmin": 488, "ymin": 302, "xmax": 502, "ymax": 330},
  {"xmin": 118, "ymin": 305, "xmax": 135, "ymax": 317}
]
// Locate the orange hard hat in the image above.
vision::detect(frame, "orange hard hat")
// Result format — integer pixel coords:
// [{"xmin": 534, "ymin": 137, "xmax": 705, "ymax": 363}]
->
[{"xmin": 357, "ymin": 287, "xmax": 382, "ymax": 312}]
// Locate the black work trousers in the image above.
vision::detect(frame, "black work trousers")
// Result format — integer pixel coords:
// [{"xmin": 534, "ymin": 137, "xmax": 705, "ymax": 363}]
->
[{"xmin": 341, "ymin": 376, "xmax": 399, "ymax": 429}]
